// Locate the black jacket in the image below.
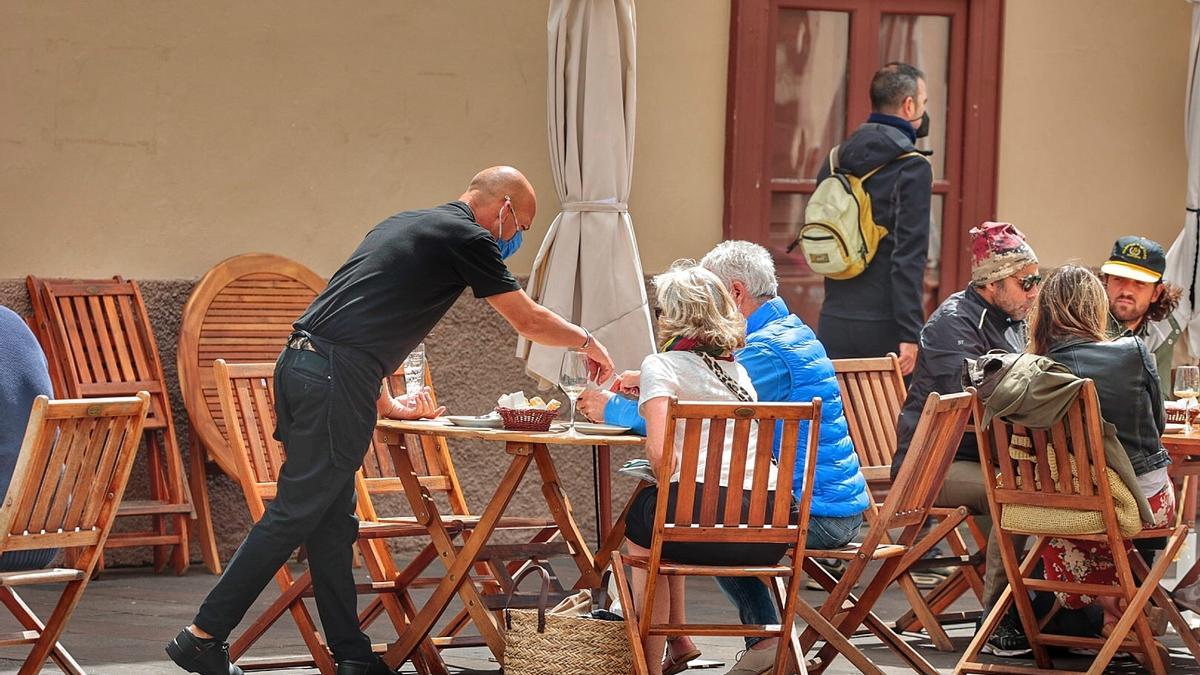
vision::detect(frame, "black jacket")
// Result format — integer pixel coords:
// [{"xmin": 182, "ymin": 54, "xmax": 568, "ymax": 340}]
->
[
  {"xmin": 817, "ymin": 117, "xmax": 933, "ymax": 344},
  {"xmin": 892, "ymin": 285, "xmax": 1025, "ymax": 477},
  {"xmin": 1047, "ymin": 337, "xmax": 1170, "ymax": 476}
]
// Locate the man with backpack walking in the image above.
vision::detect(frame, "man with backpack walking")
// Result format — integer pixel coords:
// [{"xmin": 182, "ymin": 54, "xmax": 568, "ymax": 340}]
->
[{"xmin": 807, "ymin": 62, "xmax": 933, "ymax": 375}]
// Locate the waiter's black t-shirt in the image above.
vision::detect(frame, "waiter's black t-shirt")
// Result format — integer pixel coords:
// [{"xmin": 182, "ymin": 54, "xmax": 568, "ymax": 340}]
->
[{"xmin": 294, "ymin": 201, "xmax": 521, "ymax": 377}]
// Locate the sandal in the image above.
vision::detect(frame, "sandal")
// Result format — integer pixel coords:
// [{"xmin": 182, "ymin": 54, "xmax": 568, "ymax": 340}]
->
[{"xmin": 662, "ymin": 640, "xmax": 701, "ymax": 675}]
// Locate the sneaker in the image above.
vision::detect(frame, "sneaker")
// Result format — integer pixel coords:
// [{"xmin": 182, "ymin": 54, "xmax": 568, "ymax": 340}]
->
[
  {"xmin": 980, "ymin": 617, "xmax": 1032, "ymax": 658},
  {"xmin": 805, "ymin": 558, "xmax": 846, "ymax": 590},
  {"xmin": 727, "ymin": 645, "xmax": 787, "ymax": 675},
  {"xmin": 165, "ymin": 627, "xmax": 245, "ymax": 675}
]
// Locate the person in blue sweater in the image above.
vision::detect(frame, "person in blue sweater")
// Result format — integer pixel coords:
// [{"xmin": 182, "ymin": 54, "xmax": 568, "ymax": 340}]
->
[
  {"xmin": 579, "ymin": 241, "xmax": 869, "ymax": 674},
  {"xmin": 0, "ymin": 306, "xmax": 58, "ymax": 571}
]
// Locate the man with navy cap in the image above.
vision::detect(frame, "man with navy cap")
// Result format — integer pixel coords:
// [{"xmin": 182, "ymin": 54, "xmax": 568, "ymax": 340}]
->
[{"xmin": 1100, "ymin": 235, "xmax": 1183, "ymax": 394}]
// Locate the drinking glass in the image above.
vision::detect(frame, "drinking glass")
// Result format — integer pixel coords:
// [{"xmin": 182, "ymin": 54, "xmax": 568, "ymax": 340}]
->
[
  {"xmin": 403, "ymin": 343, "xmax": 427, "ymax": 395},
  {"xmin": 559, "ymin": 350, "xmax": 591, "ymax": 433},
  {"xmin": 1176, "ymin": 366, "xmax": 1200, "ymax": 434}
]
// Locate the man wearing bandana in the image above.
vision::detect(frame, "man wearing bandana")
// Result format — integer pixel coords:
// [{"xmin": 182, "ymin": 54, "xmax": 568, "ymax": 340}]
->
[
  {"xmin": 167, "ymin": 166, "xmax": 614, "ymax": 675},
  {"xmin": 815, "ymin": 62, "xmax": 934, "ymax": 379},
  {"xmin": 891, "ymin": 221, "xmax": 1041, "ymax": 656}
]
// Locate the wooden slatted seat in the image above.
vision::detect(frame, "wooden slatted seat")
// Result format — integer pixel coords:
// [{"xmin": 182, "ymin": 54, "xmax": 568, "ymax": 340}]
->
[
  {"xmin": 801, "ymin": 391, "xmax": 972, "ymax": 674},
  {"xmin": 218, "ymin": 360, "xmax": 558, "ymax": 672},
  {"xmin": 176, "ymin": 253, "xmax": 326, "ymax": 571},
  {"xmin": 25, "ymin": 276, "xmax": 199, "ymax": 574},
  {"xmin": 833, "ymin": 354, "xmax": 986, "ymax": 650},
  {"xmin": 615, "ymin": 399, "xmax": 821, "ymax": 675},
  {"xmin": 957, "ymin": 381, "xmax": 1200, "ymax": 674},
  {"xmin": 0, "ymin": 393, "xmax": 150, "ymax": 675}
]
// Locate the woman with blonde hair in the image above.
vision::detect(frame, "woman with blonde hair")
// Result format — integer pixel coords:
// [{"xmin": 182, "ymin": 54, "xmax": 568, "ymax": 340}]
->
[
  {"xmin": 619, "ymin": 261, "xmax": 795, "ymax": 675},
  {"xmin": 1027, "ymin": 264, "xmax": 1173, "ymax": 634}
]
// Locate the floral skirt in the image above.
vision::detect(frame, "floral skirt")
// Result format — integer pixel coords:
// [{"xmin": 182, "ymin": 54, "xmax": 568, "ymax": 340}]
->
[{"xmin": 1040, "ymin": 485, "xmax": 1175, "ymax": 609}]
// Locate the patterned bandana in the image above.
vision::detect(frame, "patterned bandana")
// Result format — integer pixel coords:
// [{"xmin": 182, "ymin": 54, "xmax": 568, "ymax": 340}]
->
[
  {"xmin": 969, "ymin": 221, "xmax": 1038, "ymax": 285},
  {"xmin": 659, "ymin": 335, "xmax": 734, "ymax": 361}
]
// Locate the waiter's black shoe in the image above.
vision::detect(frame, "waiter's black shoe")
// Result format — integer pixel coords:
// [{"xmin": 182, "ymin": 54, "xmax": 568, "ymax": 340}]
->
[
  {"xmin": 336, "ymin": 657, "xmax": 398, "ymax": 675},
  {"xmin": 165, "ymin": 627, "xmax": 244, "ymax": 675}
]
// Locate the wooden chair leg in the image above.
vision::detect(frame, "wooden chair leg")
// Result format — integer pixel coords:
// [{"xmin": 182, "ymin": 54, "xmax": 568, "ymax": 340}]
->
[
  {"xmin": 0, "ymin": 587, "xmax": 84, "ymax": 675},
  {"xmin": 188, "ymin": 433, "xmax": 222, "ymax": 575},
  {"xmin": 18, "ymin": 580, "xmax": 90, "ymax": 675},
  {"xmin": 897, "ymin": 572, "xmax": 954, "ymax": 651},
  {"xmin": 1133, "ymin": 549, "xmax": 1200, "ymax": 660},
  {"xmin": 610, "ymin": 552, "xmax": 650, "ymax": 675},
  {"xmin": 146, "ymin": 432, "xmax": 170, "ymax": 574}
]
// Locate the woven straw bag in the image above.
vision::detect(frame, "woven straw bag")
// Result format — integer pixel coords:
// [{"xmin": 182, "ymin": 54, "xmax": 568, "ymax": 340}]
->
[
  {"xmin": 999, "ymin": 437, "xmax": 1141, "ymax": 537},
  {"xmin": 503, "ymin": 565, "xmax": 632, "ymax": 675}
]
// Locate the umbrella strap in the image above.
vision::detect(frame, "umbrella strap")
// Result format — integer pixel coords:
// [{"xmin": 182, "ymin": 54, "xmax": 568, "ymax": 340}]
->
[
  {"xmin": 1192, "ymin": 207, "xmax": 1200, "ymax": 309},
  {"xmin": 561, "ymin": 201, "xmax": 628, "ymax": 213}
]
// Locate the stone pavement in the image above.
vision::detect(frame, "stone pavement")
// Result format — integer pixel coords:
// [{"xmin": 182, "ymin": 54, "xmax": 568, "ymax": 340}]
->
[{"xmin": 0, "ymin": 562, "xmax": 1197, "ymax": 674}]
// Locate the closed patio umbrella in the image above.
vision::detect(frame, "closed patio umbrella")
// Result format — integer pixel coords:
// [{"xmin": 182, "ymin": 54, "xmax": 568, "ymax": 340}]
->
[
  {"xmin": 1163, "ymin": 0, "xmax": 1200, "ymax": 356},
  {"xmin": 518, "ymin": 0, "xmax": 654, "ymax": 386}
]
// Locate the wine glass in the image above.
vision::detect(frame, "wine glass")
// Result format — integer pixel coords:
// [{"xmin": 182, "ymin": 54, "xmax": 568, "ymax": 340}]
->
[
  {"xmin": 559, "ymin": 350, "xmax": 591, "ymax": 434},
  {"xmin": 1175, "ymin": 366, "xmax": 1200, "ymax": 434}
]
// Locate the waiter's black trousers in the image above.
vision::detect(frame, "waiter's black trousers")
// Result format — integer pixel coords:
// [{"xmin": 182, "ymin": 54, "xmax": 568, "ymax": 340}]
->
[{"xmin": 193, "ymin": 347, "xmax": 372, "ymax": 662}]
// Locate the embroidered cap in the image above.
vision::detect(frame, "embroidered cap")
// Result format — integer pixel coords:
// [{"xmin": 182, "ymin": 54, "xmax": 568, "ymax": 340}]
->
[{"xmin": 1100, "ymin": 235, "xmax": 1165, "ymax": 283}]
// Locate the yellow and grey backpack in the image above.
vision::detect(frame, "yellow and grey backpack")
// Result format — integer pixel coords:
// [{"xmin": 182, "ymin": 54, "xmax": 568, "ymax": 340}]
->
[{"xmin": 788, "ymin": 146, "xmax": 926, "ymax": 280}]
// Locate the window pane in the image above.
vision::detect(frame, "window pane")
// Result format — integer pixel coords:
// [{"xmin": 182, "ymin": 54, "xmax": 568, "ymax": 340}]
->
[
  {"xmin": 772, "ymin": 10, "xmax": 850, "ymax": 183},
  {"xmin": 769, "ymin": 192, "xmax": 809, "ymax": 260},
  {"xmin": 880, "ymin": 14, "xmax": 950, "ymax": 178}
]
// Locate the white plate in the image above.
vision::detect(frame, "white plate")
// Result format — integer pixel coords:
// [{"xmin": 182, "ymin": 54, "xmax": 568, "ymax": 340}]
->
[
  {"xmin": 571, "ymin": 422, "xmax": 632, "ymax": 436},
  {"xmin": 445, "ymin": 415, "xmax": 504, "ymax": 429},
  {"xmin": 1165, "ymin": 422, "xmax": 1188, "ymax": 434}
]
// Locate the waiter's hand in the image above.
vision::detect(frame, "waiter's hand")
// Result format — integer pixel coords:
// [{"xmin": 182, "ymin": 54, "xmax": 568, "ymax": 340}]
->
[
  {"xmin": 384, "ymin": 387, "xmax": 446, "ymax": 420},
  {"xmin": 584, "ymin": 336, "xmax": 615, "ymax": 383},
  {"xmin": 578, "ymin": 388, "xmax": 613, "ymax": 422},
  {"xmin": 898, "ymin": 342, "xmax": 919, "ymax": 376}
]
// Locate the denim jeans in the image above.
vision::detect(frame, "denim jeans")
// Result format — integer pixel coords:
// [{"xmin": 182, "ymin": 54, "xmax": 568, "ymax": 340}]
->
[{"xmin": 716, "ymin": 512, "xmax": 864, "ymax": 648}]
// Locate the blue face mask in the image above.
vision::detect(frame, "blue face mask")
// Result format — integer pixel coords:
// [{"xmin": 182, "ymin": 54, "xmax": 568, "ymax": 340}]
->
[
  {"xmin": 494, "ymin": 196, "xmax": 525, "ymax": 260},
  {"xmin": 497, "ymin": 228, "xmax": 523, "ymax": 260}
]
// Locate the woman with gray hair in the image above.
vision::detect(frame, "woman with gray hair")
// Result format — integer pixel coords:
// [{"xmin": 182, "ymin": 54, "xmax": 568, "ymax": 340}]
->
[{"xmin": 621, "ymin": 261, "xmax": 795, "ymax": 675}]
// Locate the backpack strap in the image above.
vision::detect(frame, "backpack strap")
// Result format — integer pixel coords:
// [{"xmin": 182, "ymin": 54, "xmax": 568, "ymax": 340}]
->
[{"xmin": 859, "ymin": 150, "xmax": 927, "ymax": 182}]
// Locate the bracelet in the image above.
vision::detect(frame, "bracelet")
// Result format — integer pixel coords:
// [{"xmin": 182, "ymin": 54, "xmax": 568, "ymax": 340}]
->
[{"xmin": 580, "ymin": 328, "xmax": 593, "ymax": 350}]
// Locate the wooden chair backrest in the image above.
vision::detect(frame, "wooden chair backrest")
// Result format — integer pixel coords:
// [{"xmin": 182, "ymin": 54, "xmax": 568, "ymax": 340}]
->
[
  {"xmin": 653, "ymin": 399, "xmax": 820, "ymax": 549},
  {"xmin": 832, "ymin": 354, "xmax": 906, "ymax": 473},
  {"xmin": 0, "ymin": 393, "xmax": 149, "ymax": 562},
  {"xmin": 863, "ymin": 391, "xmax": 973, "ymax": 548},
  {"xmin": 26, "ymin": 276, "xmax": 172, "ymax": 429},
  {"xmin": 213, "ymin": 360, "xmax": 461, "ymax": 517},
  {"xmin": 972, "ymin": 380, "xmax": 1116, "ymax": 526},
  {"xmin": 212, "ymin": 361, "xmax": 283, "ymax": 516},
  {"xmin": 177, "ymin": 254, "xmax": 325, "ymax": 479}
]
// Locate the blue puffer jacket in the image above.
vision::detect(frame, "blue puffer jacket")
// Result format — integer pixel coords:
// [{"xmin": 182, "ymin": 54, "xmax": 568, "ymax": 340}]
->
[{"xmin": 604, "ymin": 297, "xmax": 869, "ymax": 517}]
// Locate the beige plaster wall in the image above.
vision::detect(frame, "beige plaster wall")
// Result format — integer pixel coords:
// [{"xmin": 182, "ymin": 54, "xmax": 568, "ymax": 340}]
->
[
  {"xmin": 996, "ymin": 0, "xmax": 1194, "ymax": 267},
  {"xmin": 0, "ymin": 0, "xmax": 730, "ymax": 279}
]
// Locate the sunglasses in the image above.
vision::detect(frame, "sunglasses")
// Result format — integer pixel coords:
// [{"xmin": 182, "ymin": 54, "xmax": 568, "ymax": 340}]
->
[{"xmin": 1016, "ymin": 273, "xmax": 1043, "ymax": 292}]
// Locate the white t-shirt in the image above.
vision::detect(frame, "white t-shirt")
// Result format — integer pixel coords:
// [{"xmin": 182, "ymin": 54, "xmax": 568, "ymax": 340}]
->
[{"xmin": 637, "ymin": 351, "xmax": 777, "ymax": 491}]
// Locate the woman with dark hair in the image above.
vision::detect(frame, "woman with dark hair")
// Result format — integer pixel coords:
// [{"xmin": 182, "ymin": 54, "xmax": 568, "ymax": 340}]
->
[{"xmin": 1026, "ymin": 265, "xmax": 1173, "ymax": 634}]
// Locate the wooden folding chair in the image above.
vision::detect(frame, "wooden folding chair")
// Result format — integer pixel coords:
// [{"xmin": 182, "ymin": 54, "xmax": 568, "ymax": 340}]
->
[
  {"xmin": 216, "ymin": 361, "xmax": 557, "ymax": 674},
  {"xmin": 800, "ymin": 390, "xmax": 973, "ymax": 675},
  {"xmin": 177, "ymin": 253, "xmax": 327, "ymax": 573},
  {"xmin": 25, "ymin": 276, "xmax": 201, "ymax": 574},
  {"xmin": 614, "ymin": 398, "xmax": 820, "ymax": 675},
  {"xmin": 956, "ymin": 381, "xmax": 1200, "ymax": 674},
  {"xmin": 0, "ymin": 393, "xmax": 150, "ymax": 675},
  {"xmin": 834, "ymin": 355, "xmax": 986, "ymax": 649},
  {"xmin": 214, "ymin": 360, "xmax": 438, "ymax": 673}
]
